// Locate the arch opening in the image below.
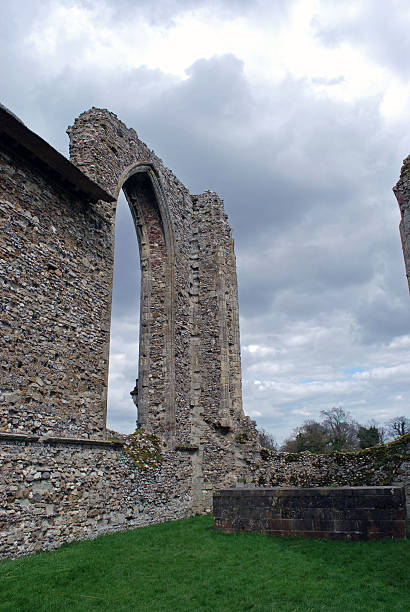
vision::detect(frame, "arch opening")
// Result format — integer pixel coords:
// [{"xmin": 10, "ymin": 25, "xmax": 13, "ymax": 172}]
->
[
  {"xmin": 106, "ymin": 191, "xmax": 140, "ymax": 434},
  {"xmin": 107, "ymin": 166, "xmax": 176, "ymax": 442}
]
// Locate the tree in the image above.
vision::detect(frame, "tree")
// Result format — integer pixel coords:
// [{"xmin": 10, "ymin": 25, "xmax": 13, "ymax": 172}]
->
[
  {"xmin": 320, "ymin": 407, "xmax": 358, "ymax": 452},
  {"xmin": 257, "ymin": 427, "xmax": 278, "ymax": 451},
  {"xmin": 281, "ymin": 420, "xmax": 329, "ymax": 453},
  {"xmin": 281, "ymin": 407, "xmax": 361, "ymax": 454},
  {"xmin": 357, "ymin": 425, "xmax": 382, "ymax": 449},
  {"xmin": 386, "ymin": 416, "xmax": 410, "ymax": 439}
]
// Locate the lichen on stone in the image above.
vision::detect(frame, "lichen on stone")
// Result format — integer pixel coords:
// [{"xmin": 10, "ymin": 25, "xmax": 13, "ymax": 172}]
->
[{"xmin": 123, "ymin": 429, "xmax": 163, "ymax": 471}]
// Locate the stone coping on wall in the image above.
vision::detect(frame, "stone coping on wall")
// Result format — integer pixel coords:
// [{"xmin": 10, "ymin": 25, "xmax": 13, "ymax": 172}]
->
[
  {"xmin": 0, "ymin": 431, "xmax": 201, "ymax": 453},
  {"xmin": 0, "ymin": 431, "xmax": 123, "ymax": 448},
  {"xmin": 0, "ymin": 104, "xmax": 115, "ymax": 203}
]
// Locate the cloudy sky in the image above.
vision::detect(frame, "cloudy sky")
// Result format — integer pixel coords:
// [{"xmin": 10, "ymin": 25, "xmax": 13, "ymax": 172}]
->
[{"xmin": 2, "ymin": 0, "xmax": 410, "ymax": 441}]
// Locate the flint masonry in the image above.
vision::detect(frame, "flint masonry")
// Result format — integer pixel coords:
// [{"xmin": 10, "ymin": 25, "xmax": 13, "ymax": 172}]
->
[
  {"xmin": 0, "ymin": 104, "xmax": 259, "ymax": 557},
  {"xmin": 1, "ymin": 104, "xmax": 246, "ymax": 444}
]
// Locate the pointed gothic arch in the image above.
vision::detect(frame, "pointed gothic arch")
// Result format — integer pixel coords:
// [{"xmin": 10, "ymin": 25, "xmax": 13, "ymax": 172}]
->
[{"xmin": 116, "ymin": 163, "xmax": 176, "ymax": 443}]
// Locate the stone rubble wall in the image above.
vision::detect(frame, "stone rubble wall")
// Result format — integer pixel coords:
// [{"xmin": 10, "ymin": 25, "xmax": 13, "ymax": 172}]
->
[
  {"xmin": 0, "ymin": 105, "xmax": 259, "ymax": 555},
  {"xmin": 68, "ymin": 108, "xmax": 197, "ymax": 444},
  {"xmin": 0, "ymin": 144, "xmax": 111, "ymax": 439},
  {"xmin": 1, "ymin": 105, "xmax": 252, "ymax": 451},
  {"xmin": 123, "ymin": 173, "xmax": 174, "ymax": 439},
  {"xmin": 0, "ymin": 434, "xmax": 193, "ymax": 559},
  {"xmin": 1, "ymin": 431, "xmax": 408, "ymax": 559},
  {"xmin": 193, "ymin": 192, "xmax": 243, "ymax": 430},
  {"xmin": 65, "ymin": 109, "xmax": 259, "ymax": 511}
]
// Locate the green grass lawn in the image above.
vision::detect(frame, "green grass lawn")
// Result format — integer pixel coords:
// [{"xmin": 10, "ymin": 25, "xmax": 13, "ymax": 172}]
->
[{"xmin": 0, "ymin": 515, "xmax": 409, "ymax": 611}]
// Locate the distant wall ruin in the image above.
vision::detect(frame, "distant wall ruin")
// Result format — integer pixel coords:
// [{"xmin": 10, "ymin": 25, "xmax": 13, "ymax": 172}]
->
[{"xmin": 394, "ymin": 156, "xmax": 410, "ymax": 293}]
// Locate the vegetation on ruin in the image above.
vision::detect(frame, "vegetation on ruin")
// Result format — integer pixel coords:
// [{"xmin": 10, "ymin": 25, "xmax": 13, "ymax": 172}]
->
[
  {"xmin": 122, "ymin": 428, "xmax": 163, "ymax": 470},
  {"xmin": 235, "ymin": 431, "xmax": 249, "ymax": 444},
  {"xmin": 0, "ymin": 515, "xmax": 408, "ymax": 611},
  {"xmin": 257, "ymin": 433, "xmax": 410, "ymax": 488},
  {"xmin": 261, "ymin": 432, "xmax": 410, "ymax": 465}
]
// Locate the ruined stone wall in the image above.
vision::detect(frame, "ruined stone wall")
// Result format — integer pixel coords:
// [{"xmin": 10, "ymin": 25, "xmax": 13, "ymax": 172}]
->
[
  {"xmin": 1, "ymin": 429, "xmax": 408, "ymax": 558},
  {"xmin": 0, "ymin": 433, "xmax": 193, "ymax": 559},
  {"xmin": 0, "ymin": 142, "xmax": 112, "ymax": 439},
  {"xmin": 193, "ymin": 192, "xmax": 242, "ymax": 431},
  {"xmin": 235, "ymin": 433, "xmax": 410, "ymax": 513},
  {"xmin": 1, "ymin": 106, "xmax": 409, "ymax": 559},
  {"xmin": 0, "ymin": 105, "xmax": 257, "ymax": 554},
  {"xmin": 1, "ymin": 106, "xmax": 250, "ymax": 451},
  {"xmin": 68, "ymin": 108, "xmax": 193, "ymax": 443},
  {"xmin": 65, "ymin": 109, "xmax": 258, "ymax": 514},
  {"xmin": 393, "ymin": 156, "xmax": 410, "ymax": 292}
]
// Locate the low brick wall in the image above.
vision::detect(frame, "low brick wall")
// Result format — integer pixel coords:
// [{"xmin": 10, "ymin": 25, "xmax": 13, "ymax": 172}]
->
[{"xmin": 213, "ymin": 487, "xmax": 408, "ymax": 540}]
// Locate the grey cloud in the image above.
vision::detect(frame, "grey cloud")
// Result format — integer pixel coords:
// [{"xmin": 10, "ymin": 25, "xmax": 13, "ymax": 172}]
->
[
  {"xmin": 155, "ymin": 56, "xmax": 409, "ymax": 354},
  {"xmin": 357, "ymin": 290, "xmax": 410, "ymax": 344},
  {"xmin": 89, "ymin": 0, "xmax": 297, "ymax": 26},
  {"xmin": 311, "ymin": 76, "xmax": 345, "ymax": 86},
  {"xmin": 112, "ymin": 194, "xmax": 141, "ymax": 319},
  {"xmin": 20, "ymin": 0, "xmax": 299, "ymax": 36},
  {"xmin": 107, "ymin": 401, "xmax": 136, "ymax": 433},
  {"xmin": 133, "ymin": 61, "xmax": 392, "ymax": 242},
  {"xmin": 312, "ymin": 0, "xmax": 410, "ymax": 77}
]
